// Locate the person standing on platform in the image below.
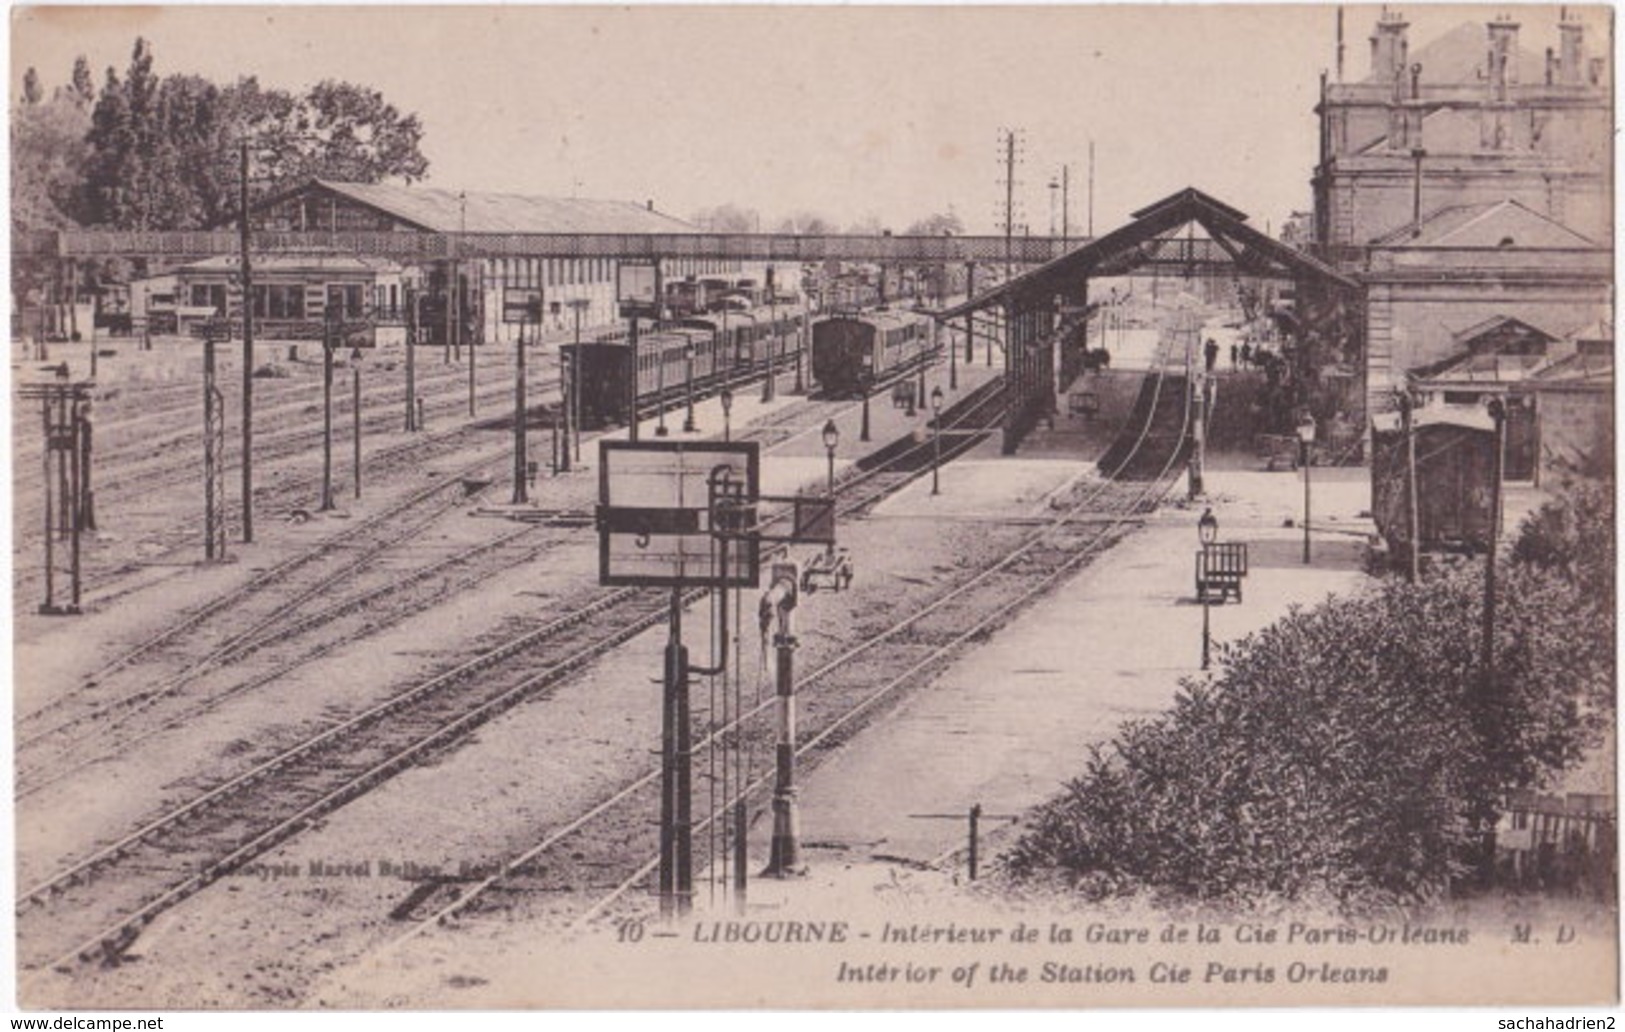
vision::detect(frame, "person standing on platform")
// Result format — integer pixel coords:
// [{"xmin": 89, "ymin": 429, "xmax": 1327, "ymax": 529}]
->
[{"xmin": 1204, "ymin": 337, "xmax": 1219, "ymax": 373}]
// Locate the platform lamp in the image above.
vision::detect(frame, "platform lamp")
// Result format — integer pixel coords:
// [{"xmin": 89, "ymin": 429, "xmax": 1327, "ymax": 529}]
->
[
  {"xmin": 720, "ymin": 385, "xmax": 734, "ymax": 443},
  {"xmin": 1296, "ymin": 413, "xmax": 1317, "ymax": 565},
  {"xmin": 1198, "ymin": 507, "xmax": 1218, "ymax": 669},
  {"xmin": 822, "ymin": 418, "xmax": 839, "ymax": 495},
  {"xmin": 683, "ymin": 340, "xmax": 698, "ymax": 433},
  {"xmin": 930, "ymin": 385, "xmax": 944, "ymax": 496}
]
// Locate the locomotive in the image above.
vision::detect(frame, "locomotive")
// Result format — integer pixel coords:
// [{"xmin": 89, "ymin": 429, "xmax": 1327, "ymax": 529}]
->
[
  {"xmin": 565, "ymin": 309, "xmax": 806, "ymax": 429},
  {"xmin": 809, "ymin": 310, "xmax": 934, "ymax": 397}
]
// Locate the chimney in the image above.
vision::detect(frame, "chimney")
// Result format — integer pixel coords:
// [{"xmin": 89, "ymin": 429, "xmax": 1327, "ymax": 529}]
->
[
  {"xmin": 1370, "ymin": 9, "xmax": 1410, "ymax": 83},
  {"xmin": 646, "ymin": 199, "xmax": 654, "ymax": 211},
  {"xmin": 1487, "ymin": 15, "xmax": 1520, "ymax": 98},
  {"xmin": 1559, "ymin": 9, "xmax": 1585, "ymax": 85}
]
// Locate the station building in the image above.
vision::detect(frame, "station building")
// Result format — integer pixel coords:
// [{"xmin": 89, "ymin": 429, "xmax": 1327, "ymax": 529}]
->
[
  {"xmin": 244, "ymin": 180, "xmax": 777, "ymax": 343},
  {"xmin": 1311, "ymin": 8, "xmax": 1613, "ymax": 438}
]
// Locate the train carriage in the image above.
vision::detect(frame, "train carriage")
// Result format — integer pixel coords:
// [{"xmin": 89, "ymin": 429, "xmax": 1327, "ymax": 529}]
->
[
  {"xmin": 1370, "ymin": 405, "xmax": 1499, "ymax": 564},
  {"xmin": 566, "ymin": 326, "xmax": 718, "ymax": 429},
  {"xmin": 678, "ymin": 313, "xmax": 757, "ymax": 371},
  {"xmin": 810, "ymin": 310, "xmax": 932, "ymax": 397}
]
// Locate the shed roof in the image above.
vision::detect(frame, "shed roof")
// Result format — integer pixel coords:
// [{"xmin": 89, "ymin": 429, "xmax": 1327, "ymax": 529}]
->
[
  {"xmin": 177, "ymin": 253, "xmax": 402, "ymax": 275},
  {"xmin": 263, "ymin": 180, "xmax": 700, "ymax": 235}
]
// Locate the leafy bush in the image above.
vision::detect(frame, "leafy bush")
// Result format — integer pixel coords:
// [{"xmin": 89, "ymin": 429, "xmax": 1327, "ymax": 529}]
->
[{"xmin": 1006, "ymin": 486, "xmax": 1614, "ymax": 909}]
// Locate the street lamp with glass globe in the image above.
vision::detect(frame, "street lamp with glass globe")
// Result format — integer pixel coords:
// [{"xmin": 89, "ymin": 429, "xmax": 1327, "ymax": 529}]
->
[{"xmin": 1296, "ymin": 413, "xmax": 1317, "ymax": 564}]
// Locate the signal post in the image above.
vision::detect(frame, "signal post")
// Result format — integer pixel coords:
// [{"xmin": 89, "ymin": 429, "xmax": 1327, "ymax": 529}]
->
[{"xmin": 597, "ymin": 439, "xmax": 847, "ymax": 916}]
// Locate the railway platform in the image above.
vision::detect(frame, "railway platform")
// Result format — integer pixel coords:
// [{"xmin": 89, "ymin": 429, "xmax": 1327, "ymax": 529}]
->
[{"xmin": 741, "ymin": 464, "xmax": 1376, "ymax": 900}]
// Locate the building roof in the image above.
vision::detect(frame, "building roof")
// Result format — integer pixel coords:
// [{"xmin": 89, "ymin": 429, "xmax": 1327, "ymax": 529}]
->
[
  {"xmin": 1449, "ymin": 314, "xmax": 1560, "ymax": 348},
  {"xmin": 936, "ymin": 187, "xmax": 1359, "ymax": 320},
  {"xmin": 1371, "ymin": 199, "xmax": 1599, "ymax": 248},
  {"xmin": 1565, "ymin": 317, "xmax": 1614, "ymax": 343},
  {"xmin": 283, "ymin": 180, "xmax": 700, "ymax": 235},
  {"xmin": 1528, "ymin": 351, "xmax": 1613, "ymax": 385},
  {"xmin": 177, "ymin": 253, "xmax": 402, "ymax": 275}
]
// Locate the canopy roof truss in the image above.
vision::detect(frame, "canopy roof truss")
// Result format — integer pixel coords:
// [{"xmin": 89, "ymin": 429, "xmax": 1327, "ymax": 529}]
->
[{"xmin": 937, "ymin": 187, "xmax": 1361, "ymax": 318}]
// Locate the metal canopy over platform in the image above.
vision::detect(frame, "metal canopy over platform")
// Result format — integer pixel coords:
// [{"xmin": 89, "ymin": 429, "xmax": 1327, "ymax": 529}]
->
[
  {"xmin": 930, "ymin": 187, "xmax": 1367, "ymax": 456},
  {"xmin": 936, "ymin": 187, "xmax": 1360, "ymax": 319}
]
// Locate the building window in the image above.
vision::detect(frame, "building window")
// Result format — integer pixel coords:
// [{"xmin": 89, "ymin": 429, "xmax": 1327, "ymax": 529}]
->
[
  {"xmin": 253, "ymin": 284, "xmax": 304, "ymax": 320},
  {"xmin": 190, "ymin": 283, "xmax": 226, "ymax": 313},
  {"xmin": 327, "ymin": 283, "xmax": 365, "ymax": 318}
]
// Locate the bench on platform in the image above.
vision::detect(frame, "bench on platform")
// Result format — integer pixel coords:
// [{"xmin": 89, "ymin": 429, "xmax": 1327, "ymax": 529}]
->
[{"xmin": 1195, "ymin": 542, "xmax": 1248, "ymax": 603}]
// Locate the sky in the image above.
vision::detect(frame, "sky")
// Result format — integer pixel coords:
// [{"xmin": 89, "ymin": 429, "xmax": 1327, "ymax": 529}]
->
[{"xmin": 8, "ymin": 4, "xmax": 1600, "ymax": 236}]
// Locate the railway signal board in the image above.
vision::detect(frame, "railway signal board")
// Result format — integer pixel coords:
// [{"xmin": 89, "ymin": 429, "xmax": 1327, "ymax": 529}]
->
[{"xmin": 597, "ymin": 440, "xmax": 760, "ymax": 588}]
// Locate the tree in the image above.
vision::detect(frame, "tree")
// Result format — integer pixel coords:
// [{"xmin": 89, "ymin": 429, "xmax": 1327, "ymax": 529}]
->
[
  {"xmin": 12, "ymin": 84, "xmax": 91, "ymax": 231},
  {"xmin": 845, "ymin": 213, "xmax": 884, "ymax": 236},
  {"xmin": 22, "ymin": 68, "xmax": 43, "ymax": 106},
  {"xmin": 690, "ymin": 203, "xmax": 758, "ymax": 233},
  {"xmin": 74, "ymin": 66, "xmax": 137, "ymax": 226},
  {"xmin": 1006, "ymin": 514, "xmax": 1614, "ymax": 907},
  {"xmin": 67, "ymin": 41, "xmax": 431, "ymax": 229},
  {"xmin": 70, "ymin": 56, "xmax": 93, "ymax": 107},
  {"xmin": 774, "ymin": 210, "xmax": 837, "ymax": 235},
  {"xmin": 905, "ymin": 210, "xmax": 964, "ymax": 236}
]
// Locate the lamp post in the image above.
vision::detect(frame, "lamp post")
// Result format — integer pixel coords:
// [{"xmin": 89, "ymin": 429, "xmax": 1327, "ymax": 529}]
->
[
  {"xmin": 822, "ymin": 418, "xmax": 839, "ymax": 494},
  {"xmin": 763, "ymin": 283, "xmax": 777, "ymax": 403},
  {"xmin": 930, "ymin": 385, "xmax": 944, "ymax": 496},
  {"xmin": 683, "ymin": 341, "xmax": 698, "ymax": 433},
  {"xmin": 1296, "ymin": 413, "xmax": 1316, "ymax": 564},
  {"xmin": 860, "ymin": 386, "xmax": 872, "ymax": 442},
  {"xmin": 1198, "ymin": 507, "xmax": 1218, "ymax": 670},
  {"xmin": 568, "ymin": 297, "xmax": 589, "ymax": 466},
  {"xmin": 655, "ymin": 338, "xmax": 669, "ymax": 437},
  {"xmin": 916, "ymin": 331, "xmax": 928, "ymax": 413},
  {"xmin": 720, "ymin": 385, "xmax": 734, "ymax": 442}
]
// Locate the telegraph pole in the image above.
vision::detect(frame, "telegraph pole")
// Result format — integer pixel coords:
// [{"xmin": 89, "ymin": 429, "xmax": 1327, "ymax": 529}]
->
[
  {"xmin": 238, "ymin": 140, "xmax": 255, "ymax": 544},
  {"xmin": 352, "ymin": 352, "xmax": 362, "ymax": 499},
  {"xmin": 203, "ymin": 325, "xmax": 227, "ymax": 559},
  {"xmin": 514, "ymin": 318, "xmax": 529, "ymax": 501},
  {"xmin": 404, "ymin": 285, "xmax": 418, "ymax": 431},
  {"xmin": 320, "ymin": 315, "xmax": 336, "ymax": 512},
  {"xmin": 998, "ymin": 128, "xmax": 1022, "ymax": 283},
  {"xmin": 1087, "ymin": 139, "xmax": 1096, "ymax": 237},
  {"xmin": 964, "ymin": 262, "xmax": 976, "ymax": 366},
  {"xmin": 1061, "ymin": 164, "xmax": 1070, "ymax": 248}
]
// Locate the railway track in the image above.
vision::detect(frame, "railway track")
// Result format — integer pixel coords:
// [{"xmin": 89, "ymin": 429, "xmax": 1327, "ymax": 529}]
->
[
  {"xmin": 370, "ymin": 350, "xmax": 1193, "ymax": 948},
  {"xmin": 13, "ymin": 525, "xmax": 575, "ymax": 800},
  {"xmin": 16, "ymin": 342, "xmax": 1033, "ymax": 980},
  {"xmin": 16, "ymin": 580, "xmax": 685, "ymax": 972},
  {"xmin": 10, "ymin": 372, "xmax": 554, "ymax": 605},
  {"xmin": 13, "ymin": 366, "xmax": 878, "ymax": 974},
  {"xmin": 10, "ymin": 353, "xmax": 492, "ymax": 504},
  {"xmin": 11, "ymin": 363, "xmax": 526, "ymax": 552}
]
